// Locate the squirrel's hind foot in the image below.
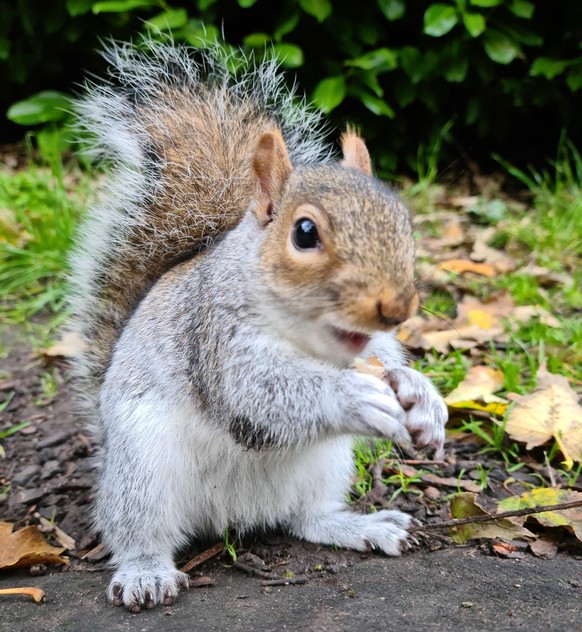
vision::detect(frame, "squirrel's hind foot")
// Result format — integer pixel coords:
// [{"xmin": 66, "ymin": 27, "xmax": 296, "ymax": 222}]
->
[
  {"xmin": 291, "ymin": 507, "xmax": 412, "ymax": 557},
  {"xmin": 108, "ymin": 563, "xmax": 189, "ymax": 612}
]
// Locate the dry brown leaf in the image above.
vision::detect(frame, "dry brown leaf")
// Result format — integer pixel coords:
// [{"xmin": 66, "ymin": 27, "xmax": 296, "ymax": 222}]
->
[
  {"xmin": 421, "ymin": 218, "xmax": 466, "ymax": 251},
  {"xmin": 470, "ymin": 231, "xmax": 516, "ymax": 274},
  {"xmin": 448, "ymin": 195, "xmax": 480, "ymax": 208},
  {"xmin": 457, "ymin": 294, "xmax": 560, "ymax": 330},
  {"xmin": 456, "ymin": 293, "xmax": 515, "ymax": 321},
  {"xmin": 421, "ymin": 472, "xmax": 481, "ymax": 493},
  {"xmin": 407, "ymin": 292, "xmax": 560, "ymax": 353},
  {"xmin": 491, "ymin": 541, "xmax": 526, "ymax": 558},
  {"xmin": 0, "ymin": 522, "xmax": 68, "ymax": 570},
  {"xmin": 505, "ymin": 366, "xmax": 582, "ymax": 469},
  {"xmin": 529, "ymin": 537, "xmax": 558, "ymax": 559},
  {"xmin": 444, "ymin": 366, "xmax": 506, "ymax": 405},
  {"xmin": 37, "ymin": 516, "xmax": 75, "ymax": 551},
  {"xmin": 41, "ymin": 331, "xmax": 88, "ymax": 360},
  {"xmin": 422, "ymin": 325, "xmax": 504, "ymax": 354},
  {"xmin": 512, "ymin": 306, "xmax": 560, "ymax": 328},
  {"xmin": 0, "ymin": 587, "xmax": 46, "ymax": 604},
  {"xmin": 437, "ymin": 259, "xmax": 496, "ymax": 277},
  {"xmin": 521, "ymin": 263, "xmax": 574, "ymax": 289}
]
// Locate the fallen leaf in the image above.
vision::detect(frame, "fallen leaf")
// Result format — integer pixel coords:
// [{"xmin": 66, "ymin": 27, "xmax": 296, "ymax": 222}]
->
[
  {"xmin": 470, "ymin": 231, "xmax": 516, "ymax": 274},
  {"xmin": 421, "ymin": 473, "xmax": 481, "ymax": 493},
  {"xmin": 505, "ymin": 366, "xmax": 582, "ymax": 468},
  {"xmin": 421, "ymin": 218, "xmax": 466, "ymax": 250},
  {"xmin": 353, "ymin": 356, "xmax": 385, "ymax": 380},
  {"xmin": 437, "ymin": 259, "xmax": 496, "ymax": 277},
  {"xmin": 449, "ymin": 195, "xmax": 479, "ymax": 208},
  {"xmin": 407, "ymin": 293, "xmax": 560, "ymax": 353},
  {"xmin": 421, "ymin": 325, "xmax": 504, "ymax": 354},
  {"xmin": 521, "ymin": 264, "xmax": 574, "ymax": 289},
  {"xmin": 189, "ymin": 576, "xmax": 215, "ymax": 588},
  {"xmin": 447, "ymin": 400, "xmax": 509, "ymax": 417},
  {"xmin": 0, "ymin": 522, "xmax": 68, "ymax": 570},
  {"xmin": 465, "ymin": 309, "xmax": 496, "ymax": 329},
  {"xmin": 41, "ymin": 331, "xmax": 88, "ymax": 360},
  {"xmin": 37, "ymin": 517, "xmax": 75, "ymax": 551},
  {"xmin": 456, "ymin": 293, "xmax": 515, "ymax": 322},
  {"xmin": 512, "ymin": 306, "xmax": 561, "ymax": 328},
  {"xmin": 529, "ymin": 537, "xmax": 558, "ymax": 559},
  {"xmin": 491, "ymin": 541, "xmax": 526, "ymax": 559},
  {"xmin": 444, "ymin": 366, "xmax": 506, "ymax": 405},
  {"xmin": 0, "ymin": 587, "xmax": 46, "ymax": 604},
  {"xmin": 497, "ymin": 488, "xmax": 582, "ymax": 541},
  {"xmin": 449, "ymin": 493, "xmax": 535, "ymax": 544}
]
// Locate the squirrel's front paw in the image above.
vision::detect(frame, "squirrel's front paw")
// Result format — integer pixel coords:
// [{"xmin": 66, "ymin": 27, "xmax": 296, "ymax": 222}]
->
[
  {"xmin": 340, "ymin": 373, "xmax": 411, "ymax": 445},
  {"xmin": 384, "ymin": 367, "xmax": 448, "ymax": 456},
  {"xmin": 108, "ymin": 563, "xmax": 189, "ymax": 612}
]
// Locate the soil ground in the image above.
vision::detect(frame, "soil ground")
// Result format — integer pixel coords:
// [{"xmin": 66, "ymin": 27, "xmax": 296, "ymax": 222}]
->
[
  {"xmin": 1, "ymin": 550, "xmax": 580, "ymax": 631},
  {"xmin": 1, "ymin": 334, "xmax": 581, "ymax": 630}
]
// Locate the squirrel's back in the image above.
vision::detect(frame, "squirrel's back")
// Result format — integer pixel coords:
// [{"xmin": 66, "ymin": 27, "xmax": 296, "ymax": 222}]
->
[{"xmin": 69, "ymin": 40, "xmax": 332, "ymax": 400}]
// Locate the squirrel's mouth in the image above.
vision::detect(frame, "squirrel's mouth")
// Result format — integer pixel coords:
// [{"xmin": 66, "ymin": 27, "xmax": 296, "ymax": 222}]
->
[{"xmin": 330, "ymin": 327, "xmax": 371, "ymax": 354}]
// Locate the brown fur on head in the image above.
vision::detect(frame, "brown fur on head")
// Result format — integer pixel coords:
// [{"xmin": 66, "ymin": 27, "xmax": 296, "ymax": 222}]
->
[{"xmin": 251, "ymin": 128, "xmax": 417, "ymax": 356}]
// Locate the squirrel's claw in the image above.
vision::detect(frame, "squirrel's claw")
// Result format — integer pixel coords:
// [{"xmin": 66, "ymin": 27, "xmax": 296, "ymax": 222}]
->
[{"xmin": 383, "ymin": 367, "xmax": 448, "ymax": 453}]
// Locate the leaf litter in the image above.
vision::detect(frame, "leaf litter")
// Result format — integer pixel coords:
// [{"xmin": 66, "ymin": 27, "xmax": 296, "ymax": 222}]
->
[{"xmin": 505, "ymin": 366, "xmax": 582, "ymax": 469}]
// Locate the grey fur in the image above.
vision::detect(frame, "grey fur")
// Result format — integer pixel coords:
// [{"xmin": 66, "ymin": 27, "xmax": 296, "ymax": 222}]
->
[{"xmin": 69, "ymin": 41, "xmax": 448, "ymax": 611}]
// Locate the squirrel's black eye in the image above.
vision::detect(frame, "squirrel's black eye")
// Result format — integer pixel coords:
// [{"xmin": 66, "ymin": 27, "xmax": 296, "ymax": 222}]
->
[{"xmin": 292, "ymin": 218, "xmax": 321, "ymax": 250}]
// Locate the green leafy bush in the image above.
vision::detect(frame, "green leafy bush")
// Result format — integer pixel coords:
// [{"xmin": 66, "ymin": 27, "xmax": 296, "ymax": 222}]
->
[{"xmin": 2, "ymin": 0, "xmax": 581, "ymax": 173}]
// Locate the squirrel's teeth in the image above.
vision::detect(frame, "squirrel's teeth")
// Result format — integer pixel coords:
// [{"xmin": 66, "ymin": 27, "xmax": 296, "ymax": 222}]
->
[{"xmin": 331, "ymin": 328, "xmax": 371, "ymax": 354}]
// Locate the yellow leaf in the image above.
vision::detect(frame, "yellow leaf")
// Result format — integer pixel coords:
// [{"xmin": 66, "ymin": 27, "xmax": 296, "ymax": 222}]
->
[
  {"xmin": 437, "ymin": 259, "xmax": 496, "ymax": 277},
  {"xmin": 449, "ymin": 493, "xmax": 535, "ymax": 544},
  {"xmin": 444, "ymin": 365, "xmax": 505, "ymax": 405},
  {"xmin": 448, "ymin": 400, "xmax": 509, "ymax": 416},
  {"xmin": 498, "ymin": 488, "xmax": 582, "ymax": 541},
  {"xmin": 466, "ymin": 309, "xmax": 496, "ymax": 329},
  {"xmin": 505, "ymin": 366, "xmax": 582, "ymax": 467}
]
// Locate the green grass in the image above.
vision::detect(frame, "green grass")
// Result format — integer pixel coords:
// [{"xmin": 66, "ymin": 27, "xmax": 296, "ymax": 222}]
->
[{"xmin": 0, "ymin": 161, "xmax": 90, "ymax": 329}]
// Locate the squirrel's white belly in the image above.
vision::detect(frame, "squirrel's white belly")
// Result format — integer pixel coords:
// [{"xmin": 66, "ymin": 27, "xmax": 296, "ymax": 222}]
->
[{"xmin": 171, "ymin": 402, "xmax": 356, "ymax": 535}]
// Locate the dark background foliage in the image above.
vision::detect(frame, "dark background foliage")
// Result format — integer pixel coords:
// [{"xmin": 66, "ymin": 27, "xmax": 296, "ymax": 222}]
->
[{"xmin": 1, "ymin": 0, "xmax": 581, "ymax": 174}]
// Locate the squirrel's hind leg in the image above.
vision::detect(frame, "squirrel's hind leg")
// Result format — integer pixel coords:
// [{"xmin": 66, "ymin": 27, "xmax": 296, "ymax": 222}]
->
[
  {"xmin": 288, "ymin": 503, "xmax": 412, "ymax": 556},
  {"xmin": 96, "ymin": 393, "xmax": 197, "ymax": 611}
]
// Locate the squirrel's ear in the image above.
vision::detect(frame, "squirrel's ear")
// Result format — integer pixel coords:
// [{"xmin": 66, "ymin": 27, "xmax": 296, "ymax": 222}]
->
[
  {"xmin": 252, "ymin": 130, "xmax": 293, "ymax": 224},
  {"xmin": 340, "ymin": 129, "xmax": 372, "ymax": 176}
]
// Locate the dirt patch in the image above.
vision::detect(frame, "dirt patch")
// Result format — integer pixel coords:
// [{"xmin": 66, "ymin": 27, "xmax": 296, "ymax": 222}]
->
[{"xmin": 0, "ymin": 338, "xmax": 96, "ymax": 556}]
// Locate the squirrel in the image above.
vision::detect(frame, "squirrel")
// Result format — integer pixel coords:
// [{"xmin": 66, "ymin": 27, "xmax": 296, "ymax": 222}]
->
[{"xmin": 68, "ymin": 40, "xmax": 448, "ymax": 612}]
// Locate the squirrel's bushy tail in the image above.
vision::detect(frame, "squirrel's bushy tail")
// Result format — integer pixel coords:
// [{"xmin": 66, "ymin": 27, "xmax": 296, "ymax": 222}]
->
[{"xmin": 68, "ymin": 39, "xmax": 332, "ymax": 412}]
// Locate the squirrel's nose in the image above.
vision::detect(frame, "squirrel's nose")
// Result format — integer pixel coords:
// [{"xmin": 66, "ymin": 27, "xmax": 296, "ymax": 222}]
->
[{"xmin": 376, "ymin": 291, "xmax": 418, "ymax": 327}]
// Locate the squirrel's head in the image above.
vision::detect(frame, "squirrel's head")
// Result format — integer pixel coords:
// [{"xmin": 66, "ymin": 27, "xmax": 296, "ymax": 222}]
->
[{"xmin": 251, "ymin": 128, "xmax": 417, "ymax": 365}]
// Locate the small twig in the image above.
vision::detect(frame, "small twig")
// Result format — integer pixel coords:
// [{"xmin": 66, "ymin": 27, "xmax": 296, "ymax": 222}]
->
[
  {"xmin": 233, "ymin": 560, "xmax": 274, "ymax": 579},
  {"xmin": 398, "ymin": 459, "xmax": 446, "ymax": 466},
  {"xmin": 369, "ymin": 459, "xmax": 385, "ymax": 488},
  {"xmin": 179, "ymin": 542, "xmax": 223, "ymax": 574},
  {"xmin": 261, "ymin": 576, "xmax": 308, "ymax": 587},
  {"xmin": 410, "ymin": 500, "xmax": 582, "ymax": 533},
  {"xmin": 544, "ymin": 452, "xmax": 557, "ymax": 488}
]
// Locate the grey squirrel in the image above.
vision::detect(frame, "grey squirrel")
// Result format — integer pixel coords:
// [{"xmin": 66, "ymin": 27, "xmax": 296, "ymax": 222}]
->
[{"xmin": 69, "ymin": 40, "xmax": 448, "ymax": 612}]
